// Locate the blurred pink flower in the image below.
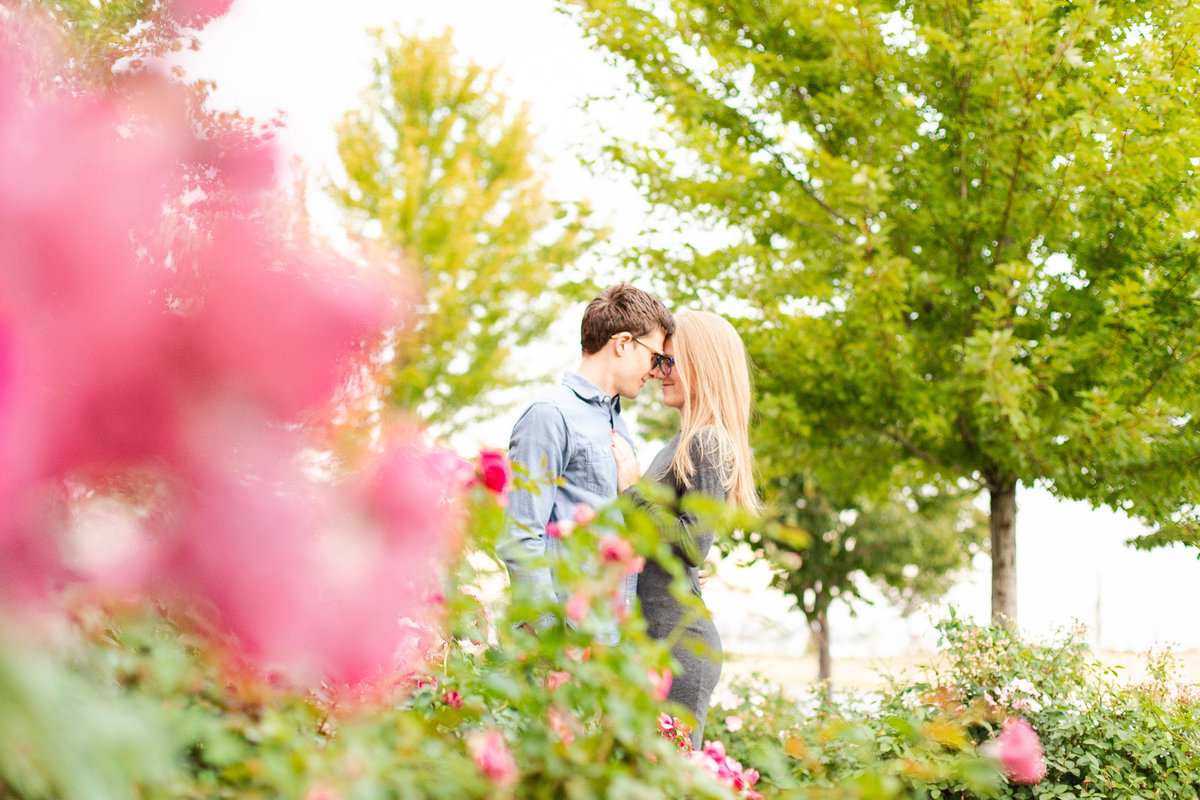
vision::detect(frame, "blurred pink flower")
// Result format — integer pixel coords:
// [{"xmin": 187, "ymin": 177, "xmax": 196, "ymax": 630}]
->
[
  {"xmin": 165, "ymin": 0, "xmax": 234, "ymax": 25},
  {"xmin": 564, "ymin": 592, "xmax": 590, "ymax": 623},
  {"xmin": 546, "ymin": 670, "xmax": 571, "ymax": 691},
  {"xmin": 691, "ymin": 740, "xmax": 763, "ymax": 799},
  {"xmin": 301, "ymin": 784, "xmax": 342, "ymax": 800},
  {"xmin": 546, "ymin": 520, "xmax": 574, "ymax": 539},
  {"xmin": 572, "ymin": 503, "xmax": 597, "ymax": 526},
  {"xmin": 0, "ymin": 14, "xmax": 467, "ymax": 692},
  {"xmin": 443, "ymin": 690, "xmax": 463, "ymax": 708},
  {"xmin": 547, "ymin": 707, "xmax": 577, "ymax": 746},
  {"xmin": 598, "ymin": 535, "xmax": 635, "ymax": 568},
  {"xmin": 988, "ymin": 717, "xmax": 1047, "ymax": 785},
  {"xmin": 724, "ymin": 715, "xmax": 744, "ymax": 732},
  {"xmin": 648, "ymin": 668, "xmax": 673, "ymax": 701},
  {"xmin": 475, "ymin": 449, "xmax": 512, "ymax": 501},
  {"xmin": 467, "ymin": 729, "xmax": 518, "ymax": 787}
]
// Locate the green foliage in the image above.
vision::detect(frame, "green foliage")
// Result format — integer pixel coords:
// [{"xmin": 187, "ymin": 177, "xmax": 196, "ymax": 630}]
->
[
  {"xmin": 0, "ymin": 481, "xmax": 1009, "ymax": 800},
  {"xmin": 704, "ymin": 674, "xmax": 1004, "ymax": 798},
  {"xmin": 329, "ymin": 28, "xmax": 604, "ymax": 433},
  {"xmin": 908, "ymin": 616, "xmax": 1200, "ymax": 799},
  {"xmin": 707, "ymin": 616, "xmax": 1200, "ymax": 799},
  {"xmin": 559, "ymin": 0, "xmax": 1200, "ymax": 619}
]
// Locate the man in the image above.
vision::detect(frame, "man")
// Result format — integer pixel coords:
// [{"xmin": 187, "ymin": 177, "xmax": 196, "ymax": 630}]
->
[{"xmin": 498, "ymin": 283, "xmax": 674, "ymax": 641}]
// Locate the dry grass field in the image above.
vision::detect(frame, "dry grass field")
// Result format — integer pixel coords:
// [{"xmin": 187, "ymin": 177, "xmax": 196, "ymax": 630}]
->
[{"xmin": 722, "ymin": 650, "xmax": 1200, "ymax": 694}]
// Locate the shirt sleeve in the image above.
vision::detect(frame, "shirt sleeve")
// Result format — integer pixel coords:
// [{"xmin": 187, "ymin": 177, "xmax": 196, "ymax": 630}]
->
[{"xmin": 497, "ymin": 401, "xmax": 568, "ymax": 607}]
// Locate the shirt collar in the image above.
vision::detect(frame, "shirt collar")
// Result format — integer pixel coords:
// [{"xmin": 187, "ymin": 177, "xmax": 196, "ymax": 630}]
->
[{"xmin": 562, "ymin": 371, "xmax": 622, "ymax": 412}]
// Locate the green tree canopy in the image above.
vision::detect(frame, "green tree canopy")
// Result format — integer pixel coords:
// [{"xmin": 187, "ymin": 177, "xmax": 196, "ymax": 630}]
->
[
  {"xmin": 330, "ymin": 28, "xmax": 604, "ymax": 434},
  {"xmin": 561, "ymin": 0, "xmax": 1200, "ymax": 623}
]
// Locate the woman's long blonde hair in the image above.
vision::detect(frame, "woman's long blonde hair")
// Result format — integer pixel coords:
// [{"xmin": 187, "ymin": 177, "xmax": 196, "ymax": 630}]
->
[{"xmin": 663, "ymin": 310, "xmax": 762, "ymax": 514}]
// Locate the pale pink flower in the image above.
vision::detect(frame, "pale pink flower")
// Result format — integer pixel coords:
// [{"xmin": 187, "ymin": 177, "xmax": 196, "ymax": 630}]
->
[
  {"xmin": 598, "ymin": 535, "xmax": 635, "ymax": 568},
  {"xmin": 546, "ymin": 670, "xmax": 571, "ymax": 691},
  {"xmin": 724, "ymin": 715, "xmax": 744, "ymax": 732},
  {"xmin": 166, "ymin": 0, "xmax": 234, "ymax": 25},
  {"xmin": 546, "ymin": 520, "xmax": 574, "ymax": 539},
  {"xmin": 564, "ymin": 591, "xmax": 590, "ymax": 623},
  {"xmin": 572, "ymin": 503, "xmax": 597, "ymax": 526},
  {"xmin": 547, "ymin": 707, "xmax": 577, "ymax": 745},
  {"xmin": 301, "ymin": 783, "xmax": 342, "ymax": 800},
  {"xmin": 988, "ymin": 717, "xmax": 1047, "ymax": 785},
  {"xmin": 467, "ymin": 729, "xmax": 518, "ymax": 787},
  {"xmin": 648, "ymin": 668, "xmax": 673, "ymax": 701}
]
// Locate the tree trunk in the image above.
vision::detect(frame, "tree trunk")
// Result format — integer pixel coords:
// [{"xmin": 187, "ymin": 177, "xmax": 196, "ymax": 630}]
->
[
  {"xmin": 988, "ymin": 476, "xmax": 1018, "ymax": 626},
  {"xmin": 813, "ymin": 605, "xmax": 832, "ymax": 684}
]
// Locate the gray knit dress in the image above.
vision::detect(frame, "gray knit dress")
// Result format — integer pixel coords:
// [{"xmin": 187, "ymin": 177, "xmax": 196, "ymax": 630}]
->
[{"xmin": 635, "ymin": 428, "xmax": 726, "ymax": 747}]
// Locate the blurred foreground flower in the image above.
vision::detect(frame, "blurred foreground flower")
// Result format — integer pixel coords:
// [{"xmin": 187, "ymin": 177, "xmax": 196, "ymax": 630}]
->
[
  {"xmin": 985, "ymin": 716, "xmax": 1047, "ymax": 785},
  {"xmin": 467, "ymin": 729, "xmax": 518, "ymax": 787},
  {"xmin": 474, "ymin": 448, "xmax": 512, "ymax": 502},
  {"xmin": 0, "ymin": 18, "xmax": 461, "ymax": 685}
]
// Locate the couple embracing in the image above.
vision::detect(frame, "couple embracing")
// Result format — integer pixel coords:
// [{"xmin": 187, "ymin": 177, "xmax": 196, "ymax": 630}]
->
[{"xmin": 498, "ymin": 283, "xmax": 761, "ymax": 746}]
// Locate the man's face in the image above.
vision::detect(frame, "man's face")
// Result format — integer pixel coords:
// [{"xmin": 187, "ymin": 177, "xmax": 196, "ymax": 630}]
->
[{"xmin": 614, "ymin": 327, "xmax": 667, "ymax": 399}]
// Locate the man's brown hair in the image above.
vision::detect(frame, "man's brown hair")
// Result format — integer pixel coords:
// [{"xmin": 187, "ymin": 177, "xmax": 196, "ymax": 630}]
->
[{"xmin": 580, "ymin": 283, "xmax": 674, "ymax": 354}]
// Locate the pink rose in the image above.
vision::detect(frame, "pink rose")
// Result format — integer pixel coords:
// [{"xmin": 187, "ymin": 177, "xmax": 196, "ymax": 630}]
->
[
  {"xmin": 572, "ymin": 503, "xmax": 597, "ymax": 525},
  {"xmin": 467, "ymin": 729, "xmax": 518, "ymax": 787},
  {"xmin": 547, "ymin": 707, "xmax": 577, "ymax": 745},
  {"xmin": 598, "ymin": 536, "xmax": 635, "ymax": 568},
  {"xmin": 476, "ymin": 449, "xmax": 512, "ymax": 500},
  {"xmin": 989, "ymin": 717, "xmax": 1047, "ymax": 785},
  {"xmin": 564, "ymin": 592, "xmax": 590, "ymax": 623},
  {"xmin": 648, "ymin": 668, "xmax": 673, "ymax": 701}
]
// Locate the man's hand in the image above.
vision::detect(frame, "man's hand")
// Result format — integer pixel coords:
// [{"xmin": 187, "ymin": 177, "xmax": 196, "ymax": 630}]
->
[{"xmin": 611, "ymin": 431, "xmax": 641, "ymax": 492}]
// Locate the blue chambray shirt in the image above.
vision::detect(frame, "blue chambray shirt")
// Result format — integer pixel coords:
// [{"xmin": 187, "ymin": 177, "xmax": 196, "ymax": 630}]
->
[{"xmin": 498, "ymin": 372, "xmax": 637, "ymax": 644}]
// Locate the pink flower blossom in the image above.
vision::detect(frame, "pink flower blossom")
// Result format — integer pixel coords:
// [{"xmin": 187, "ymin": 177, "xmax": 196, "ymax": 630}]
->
[
  {"xmin": 475, "ymin": 449, "xmax": 512, "ymax": 501},
  {"xmin": 0, "ymin": 29, "xmax": 464, "ymax": 691},
  {"xmin": 467, "ymin": 729, "xmax": 518, "ymax": 787},
  {"xmin": 572, "ymin": 503, "xmax": 597, "ymax": 525},
  {"xmin": 691, "ymin": 740, "xmax": 764, "ymax": 799},
  {"xmin": 301, "ymin": 784, "xmax": 343, "ymax": 800},
  {"xmin": 988, "ymin": 717, "xmax": 1047, "ymax": 785},
  {"xmin": 564, "ymin": 591, "xmax": 590, "ymax": 623},
  {"xmin": 546, "ymin": 670, "xmax": 571, "ymax": 691},
  {"xmin": 165, "ymin": 0, "xmax": 234, "ymax": 25},
  {"xmin": 547, "ymin": 707, "xmax": 577, "ymax": 745},
  {"xmin": 546, "ymin": 520, "xmax": 574, "ymax": 539},
  {"xmin": 724, "ymin": 715, "xmax": 744, "ymax": 732},
  {"xmin": 598, "ymin": 535, "xmax": 635, "ymax": 568},
  {"xmin": 443, "ymin": 690, "xmax": 463, "ymax": 708},
  {"xmin": 648, "ymin": 668, "xmax": 673, "ymax": 701}
]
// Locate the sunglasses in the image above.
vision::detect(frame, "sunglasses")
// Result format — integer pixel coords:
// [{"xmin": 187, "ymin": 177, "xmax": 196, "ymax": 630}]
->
[
  {"xmin": 611, "ymin": 332, "xmax": 675, "ymax": 375},
  {"xmin": 633, "ymin": 337, "xmax": 675, "ymax": 376}
]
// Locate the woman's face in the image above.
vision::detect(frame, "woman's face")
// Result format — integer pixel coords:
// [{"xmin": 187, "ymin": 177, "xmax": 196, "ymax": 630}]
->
[{"xmin": 658, "ymin": 339, "xmax": 686, "ymax": 410}]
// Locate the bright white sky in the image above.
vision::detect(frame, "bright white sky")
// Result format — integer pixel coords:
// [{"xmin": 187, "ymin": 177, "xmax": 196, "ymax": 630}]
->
[{"xmin": 178, "ymin": 0, "xmax": 1200, "ymax": 660}]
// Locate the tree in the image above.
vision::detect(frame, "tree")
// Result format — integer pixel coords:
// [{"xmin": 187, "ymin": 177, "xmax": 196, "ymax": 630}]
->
[
  {"xmin": 560, "ymin": 0, "xmax": 1200, "ymax": 624},
  {"xmin": 754, "ymin": 478, "xmax": 985, "ymax": 682},
  {"xmin": 329, "ymin": 28, "xmax": 604, "ymax": 433}
]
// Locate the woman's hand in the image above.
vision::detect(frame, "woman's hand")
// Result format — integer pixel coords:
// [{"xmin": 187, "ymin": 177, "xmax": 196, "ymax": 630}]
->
[{"xmin": 611, "ymin": 431, "xmax": 641, "ymax": 492}]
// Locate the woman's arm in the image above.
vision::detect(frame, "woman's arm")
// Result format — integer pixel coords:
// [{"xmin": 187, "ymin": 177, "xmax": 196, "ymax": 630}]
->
[{"xmin": 670, "ymin": 430, "xmax": 730, "ymax": 567}]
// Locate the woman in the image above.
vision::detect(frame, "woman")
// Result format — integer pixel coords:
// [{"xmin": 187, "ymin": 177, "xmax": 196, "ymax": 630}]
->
[{"xmin": 613, "ymin": 310, "xmax": 762, "ymax": 747}]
